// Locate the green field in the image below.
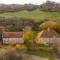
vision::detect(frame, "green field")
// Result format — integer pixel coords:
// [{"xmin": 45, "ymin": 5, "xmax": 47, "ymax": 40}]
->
[
  {"xmin": 0, "ymin": 9, "xmax": 60, "ymax": 21},
  {"xmin": 27, "ymin": 51, "xmax": 54, "ymax": 60}
]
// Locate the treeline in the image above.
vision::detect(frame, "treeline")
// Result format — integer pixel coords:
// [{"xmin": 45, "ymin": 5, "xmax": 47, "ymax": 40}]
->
[
  {"xmin": 0, "ymin": 17, "xmax": 38, "ymax": 31},
  {"xmin": 0, "ymin": 17, "xmax": 60, "ymax": 33},
  {"xmin": 40, "ymin": 1, "xmax": 60, "ymax": 12},
  {"xmin": 0, "ymin": 1, "xmax": 60, "ymax": 12},
  {"xmin": 0, "ymin": 17, "xmax": 50, "ymax": 32},
  {"xmin": 0, "ymin": 4, "xmax": 38, "ymax": 12}
]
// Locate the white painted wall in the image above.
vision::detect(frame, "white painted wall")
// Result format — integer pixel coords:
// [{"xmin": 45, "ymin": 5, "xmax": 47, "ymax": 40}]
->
[
  {"xmin": 3, "ymin": 38, "xmax": 24, "ymax": 44},
  {"xmin": 42, "ymin": 38, "xmax": 58, "ymax": 44}
]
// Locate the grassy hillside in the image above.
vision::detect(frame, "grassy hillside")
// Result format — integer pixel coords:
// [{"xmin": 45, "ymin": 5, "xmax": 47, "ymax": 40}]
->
[{"xmin": 0, "ymin": 9, "xmax": 60, "ymax": 21}]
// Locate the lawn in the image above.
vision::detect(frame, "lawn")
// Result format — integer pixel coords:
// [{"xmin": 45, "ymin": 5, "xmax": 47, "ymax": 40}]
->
[
  {"xmin": 27, "ymin": 50, "xmax": 54, "ymax": 60},
  {"xmin": 0, "ymin": 9, "xmax": 60, "ymax": 22}
]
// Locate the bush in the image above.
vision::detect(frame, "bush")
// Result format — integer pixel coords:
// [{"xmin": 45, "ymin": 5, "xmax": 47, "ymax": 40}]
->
[
  {"xmin": 0, "ymin": 47, "xmax": 27, "ymax": 60},
  {"xmin": 29, "ymin": 44, "xmax": 53, "ymax": 52}
]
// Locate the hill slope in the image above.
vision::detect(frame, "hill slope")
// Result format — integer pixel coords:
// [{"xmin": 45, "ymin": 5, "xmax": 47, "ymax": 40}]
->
[{"xmin": 0, "ymin": 9, "xmax": 60, "ymax": 21}]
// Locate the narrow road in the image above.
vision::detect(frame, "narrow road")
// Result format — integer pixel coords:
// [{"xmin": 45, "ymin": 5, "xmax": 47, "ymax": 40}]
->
[
  {"xmin": 25, "ymin": 54, "xmax": 49, "ymax": 60},
  {"xmin": 54, "ymin": 58, "xmax": 60, "ymax": 60},
  {"xmin": 31, "ymin": 55, "xmax": 48, "ymax": 60}
]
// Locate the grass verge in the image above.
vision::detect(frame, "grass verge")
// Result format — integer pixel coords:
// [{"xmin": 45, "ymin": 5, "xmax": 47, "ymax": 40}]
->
[{"xmin": 27, "ymin": 50, "xmax": 54, "ymax": 60}]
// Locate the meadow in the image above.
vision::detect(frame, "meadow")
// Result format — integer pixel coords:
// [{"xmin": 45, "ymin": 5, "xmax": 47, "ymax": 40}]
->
[{"xmin": 0, "ymin": 9, "xmax": 60, "ymax": 22}]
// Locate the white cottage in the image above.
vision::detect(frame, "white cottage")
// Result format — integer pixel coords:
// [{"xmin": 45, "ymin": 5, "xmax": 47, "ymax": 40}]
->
[
  {"xmin": 2, "ymin": 32, "xmax": 24, "ymax": 44},
  {"xmin": 35, "ymin": 28, "xmax": 60, "ymax": 44}
]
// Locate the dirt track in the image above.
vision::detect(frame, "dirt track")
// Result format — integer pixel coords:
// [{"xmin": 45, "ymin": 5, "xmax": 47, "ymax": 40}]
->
[
  {"xmin": 26, "ymin": 54, "xmax": 49, "ymax": 60},
  {"xmin": 31, "ymin": 55, "xmax": 48, "ymax": 60}
]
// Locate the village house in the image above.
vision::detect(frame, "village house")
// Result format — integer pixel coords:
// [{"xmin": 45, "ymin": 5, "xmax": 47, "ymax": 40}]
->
[
  {"xmin": 2, "ymin": 32, "xmax": 24, "ymax": 44},
  {"xmin": 35, "ymin": 28, "xmax": 60, "ymax": 44}
]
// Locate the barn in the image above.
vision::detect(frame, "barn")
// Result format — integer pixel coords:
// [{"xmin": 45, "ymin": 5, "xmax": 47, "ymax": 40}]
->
[{"xmin": 2, "ymin": 32, "xmax": 24, "ymax": 44}]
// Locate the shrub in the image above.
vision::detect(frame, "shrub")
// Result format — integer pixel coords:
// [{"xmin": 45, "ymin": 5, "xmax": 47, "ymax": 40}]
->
[{"xmin": 0, "ymin": 47, "xmax": 27, "ymax": 60}]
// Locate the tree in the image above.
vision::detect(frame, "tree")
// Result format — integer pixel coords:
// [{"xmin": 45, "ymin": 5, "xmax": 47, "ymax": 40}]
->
[
  {"xmin": 40, "ymin": 21, "xmax": 58, "ymax": 30},
  {"xmin": 5, "ymin": 25, "xmax": 17, "ymax": 32},
  {"xmin": 23, "ymin": 26, "xmax": 32, "ymax": 47}
]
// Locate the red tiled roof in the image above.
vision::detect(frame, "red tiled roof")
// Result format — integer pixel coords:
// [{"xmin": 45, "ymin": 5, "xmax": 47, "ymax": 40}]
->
[
  {"xmin": 37, "ymin": 28, "xmax": 60, "ymax": 38},
  {"xmin": 2, "ymin": 32, "xmax": 23, "ymax": 38}
]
